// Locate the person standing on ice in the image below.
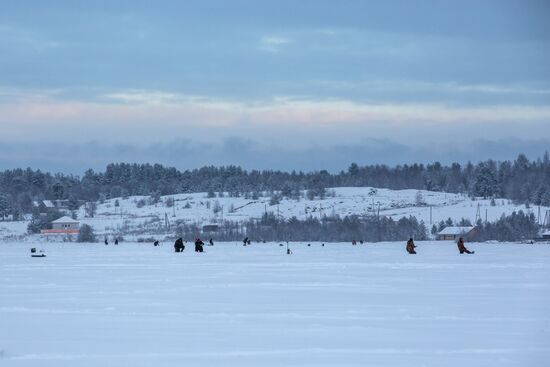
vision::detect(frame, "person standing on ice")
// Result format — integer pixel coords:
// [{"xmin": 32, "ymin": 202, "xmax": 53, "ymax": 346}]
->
[
  {"xmin": 209, "ymin": 238, "xmax": 214, "ymax": 246},
  {"xmin": 457, "ymin": 237, "xmax": 474, "ymax": 254},
  {"xmin": 406, "ymin": 238, "xmax": 417, "ymax": 254}
]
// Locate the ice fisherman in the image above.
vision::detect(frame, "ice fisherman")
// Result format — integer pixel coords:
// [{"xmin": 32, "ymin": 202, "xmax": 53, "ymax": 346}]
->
[
  {"xmin": 195, "ymin": 238, "xmax": 204, "ymax": 252},
  {"xmin": 406, "ymin": 238, "xmax": 417, "ymax": 254},
  {"xmin": 457, "ymin": 237, "xmax": 474, "ymax": 254},
  {"xmin": 174, "ymin": 238, "xmax": 185, "ymax": 252}
]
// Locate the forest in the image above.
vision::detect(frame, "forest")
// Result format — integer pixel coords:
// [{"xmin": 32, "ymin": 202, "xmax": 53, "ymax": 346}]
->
[{"xmin": 1, "ymin": 152, "xmax": 549, "ymax": 219}]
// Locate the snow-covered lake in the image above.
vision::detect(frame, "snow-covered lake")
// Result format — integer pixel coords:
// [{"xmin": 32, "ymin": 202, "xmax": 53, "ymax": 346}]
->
[{"xmin": 1, "ymin": 241, "xmax": 549, "ymax": 366}]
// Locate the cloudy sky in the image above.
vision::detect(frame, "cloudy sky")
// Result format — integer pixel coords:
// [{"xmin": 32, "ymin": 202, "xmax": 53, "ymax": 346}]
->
[{"xmin": 1, "ymin": 0, "xmax": 549, "ymax": 173}]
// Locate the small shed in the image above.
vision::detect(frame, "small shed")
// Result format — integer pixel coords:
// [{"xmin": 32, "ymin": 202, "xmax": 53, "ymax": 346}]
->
[
  {"xmin": 542, "ymin": 230, "xmax": 550, "ymax": 240},
  {"xmin": 437, "ymin": 226, "xmax": 476, "ymax": 241}
]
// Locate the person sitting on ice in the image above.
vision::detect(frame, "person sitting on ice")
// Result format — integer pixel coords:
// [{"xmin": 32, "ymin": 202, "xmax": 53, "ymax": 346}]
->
[
  {"xmin": 208, "ymin": 238, "xmax": 214, "ymax": 246},
  {"xmin": 195, "ymin": 238, "xmax": 204, "ymax": 252},
  {"xmin": 406, "ymin": 238, "xmax": 417, "ymax": 254},
  {"xmin": 114, "ymin": 238, "xmax": 119, "ymax": 245},
  {"xmin": 153, "ymin": 240, "xmax": 160, "ymax": 247},
  {"xmin": 104, "ymin": 238, "xmax": 109, "ymax": 245},
  {"xmin": 457, "ymin": 237, "xmax": 474, "ymax": 254},
  {"xmin": 174, "ymin": 238, "xmax": 185, "ymax": 252}
]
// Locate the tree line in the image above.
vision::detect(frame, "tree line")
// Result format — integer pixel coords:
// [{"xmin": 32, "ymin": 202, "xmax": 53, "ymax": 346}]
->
[
  {"xmin": 1, "ymin": 152, "xmax": 549, "ymax": 219},
  {"xmin": 174, "ymin": 210, "xmax": 539, "ymax": 243},
  {"xmin": 175, "ymin": 213, "xmax": 429, "ymax": 242}
]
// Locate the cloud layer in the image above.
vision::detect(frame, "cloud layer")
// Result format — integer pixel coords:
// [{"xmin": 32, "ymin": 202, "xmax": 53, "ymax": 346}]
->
[{"xmin": 0, "ymin": 1, "xmax": 549, "ymax": 172}]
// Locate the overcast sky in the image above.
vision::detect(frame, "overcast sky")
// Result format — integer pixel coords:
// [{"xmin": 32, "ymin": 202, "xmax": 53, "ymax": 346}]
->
[{"xmin": 1, "ymin": 0, "xmax": 549, "ymax": 174}]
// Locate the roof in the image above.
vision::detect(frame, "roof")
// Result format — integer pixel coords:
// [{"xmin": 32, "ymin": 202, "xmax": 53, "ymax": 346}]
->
[
  {"xmin": 438, "ymin": 226, "xmax": 475, "ymax": 235},
  {"xmin": 543, "ymin": 230, "xmax": 550, "ymax": 236},
  {"xmin": 51, "ymin": 216, "xmax": 79, "ymax": 224},
  {"xmin": 43, "ymin": 200, "xmax": 55, "ymax": 208}
]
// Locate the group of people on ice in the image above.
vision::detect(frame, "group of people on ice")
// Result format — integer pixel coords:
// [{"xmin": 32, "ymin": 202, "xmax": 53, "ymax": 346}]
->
[
  {"xmin": 173, "ymin": 237, "xmax": 214, "ymax": 252},
  {"xmin": 171, "ymin": 236, "xmax": 475, "ymax": 255},
  {"xmin": 405, "ymin": 237, "xmax": 474, "ymax": 255}
]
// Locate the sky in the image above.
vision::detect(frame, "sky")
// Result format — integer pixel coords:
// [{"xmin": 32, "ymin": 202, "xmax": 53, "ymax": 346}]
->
[{"xmin": 0, "ymin": 0, "xmax": 549, "ymax": 174}]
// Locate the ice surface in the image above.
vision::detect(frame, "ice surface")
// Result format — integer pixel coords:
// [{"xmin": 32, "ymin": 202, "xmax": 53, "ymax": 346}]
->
[{"xmin": 1, "ymin": 241, "xmax": 549, "ymax": 366}]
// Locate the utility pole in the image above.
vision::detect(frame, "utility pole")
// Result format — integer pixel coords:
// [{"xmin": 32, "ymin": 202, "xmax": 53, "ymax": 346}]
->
[
  {"xmin": 475, "ymin": 203, "xmax": 481, "ymax": 223},
  {"xmin": 485, "ymin": 208, "xmax": 488, "ymax": 224},
  {"xmin": 430, "ymin": 206, "xmax": 433, "ymax": 225}
]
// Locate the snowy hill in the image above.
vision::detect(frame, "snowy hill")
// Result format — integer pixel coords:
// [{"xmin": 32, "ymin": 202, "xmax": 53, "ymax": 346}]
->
[{"xmin": 0, "ymin": 186, "xmax": 546, "ymax": 240}]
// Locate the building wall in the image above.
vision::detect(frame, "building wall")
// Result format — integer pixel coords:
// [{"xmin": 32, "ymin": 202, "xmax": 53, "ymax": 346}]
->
[{"xmin": 52, "ymin": 222, "xmax": 79, "ymax": 230}]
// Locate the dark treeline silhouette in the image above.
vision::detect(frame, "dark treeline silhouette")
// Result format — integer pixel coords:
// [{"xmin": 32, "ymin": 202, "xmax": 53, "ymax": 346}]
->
[
  {"xmin": 471, "ymin": 211, "xmax": 539, "ymax": 242},
  {"xmin": 175, "ymin": 211, "xmax": 539, "ymax": 243},
  {"xmin": 176, "ymin": 213, "xmax": 429, "ymax": 242},
  {"xmin": 1, "ymin": 152, "xmax": 549, "ymax": 218}
]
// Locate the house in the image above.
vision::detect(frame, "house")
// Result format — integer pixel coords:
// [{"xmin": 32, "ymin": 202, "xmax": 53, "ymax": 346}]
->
[
  {"xmin": 41, "ymin": 216, "xmax": 80, "ymax": 235},
  {"xmin": 542, "ymin": 230, "xmax": 550, "ymax": 240},
  {"xmin": 33, "ymin": 200, "xmax": 57, "ymax": 213},
  {"xmin": 43, "ymin": 200, "xmax": 56, "ymax": 209},
  {"xmin": 437, "ymin": 226, "xmax": 476, "ymax": 241}
]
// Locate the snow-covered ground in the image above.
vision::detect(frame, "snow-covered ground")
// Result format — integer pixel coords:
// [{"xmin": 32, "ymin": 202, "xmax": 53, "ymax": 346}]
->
[
  {"xmin": 69, "ymin": 188, "xmax": 550, "ymax": 236},
  {"xmin": 1, "ymin": 187, "xmax": 547, "ymax": 240},
  {"xmin": 1, "ymin": 241, "xmax": 548, "ymax": 366}
]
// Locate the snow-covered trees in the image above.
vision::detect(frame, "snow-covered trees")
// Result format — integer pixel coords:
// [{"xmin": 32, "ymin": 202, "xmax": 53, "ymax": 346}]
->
[
  {"xmin": 0, "ymin": 193, "xmax": 11, "ymax": 220},
  {"xmin": 470, "ymin": 211, "xmax": 538, "ymax": 241},
  {"xmin": 1, "ymin": 153, "xmax": 549, "ymax": 214},
  {"xmin": 78, "ymin": 224, "xmax": 96, "ymax": 242},
  {"xmin": 474, "ymin": 163, "xmax": 498, "ymax": 198}
]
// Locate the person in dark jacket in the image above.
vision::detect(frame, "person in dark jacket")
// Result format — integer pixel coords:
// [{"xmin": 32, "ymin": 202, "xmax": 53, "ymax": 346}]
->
[
  {"xmin": 406, "ymin": 238, "xmax": 417, "ymax": 254},
  {"xmin": 195, "ymin": 238, "xmax": 204, "ymax": 252},
  {"xmin": 114, "ymin": 238, "xmax": 119, "ymax": 245},
  {"xmin": 457, "ymin": 237, "xmax": 474, "ymax": 254},
  {"xmin": 208, "ymin": 238, "xmax": 214, "ymax": 246},
  {"xmin": 243, "ymin": 237, "xmax": 249, "ymax": 246},
  {"xmin": 153, "ymin": 240, "xmax": 160, "ymax": 247},
  {"xmin": 174, "ymin": 238, "xmax": 185, "ymax": 252},
  {"xmin": 104, "ymin": 238, "xmax": 109, "ymax": 245}
]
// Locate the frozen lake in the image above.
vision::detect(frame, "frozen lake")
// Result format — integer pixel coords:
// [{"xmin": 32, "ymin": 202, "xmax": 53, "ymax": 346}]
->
[{"xmin": 1, "ymin": 241, "xmax": 549, "ymax": 366}]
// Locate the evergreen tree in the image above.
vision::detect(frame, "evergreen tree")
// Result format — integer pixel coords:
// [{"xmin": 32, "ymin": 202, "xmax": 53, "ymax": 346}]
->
[{"xmin": 78, "ymin": 224, "xmax": 96, "ymax": 242}]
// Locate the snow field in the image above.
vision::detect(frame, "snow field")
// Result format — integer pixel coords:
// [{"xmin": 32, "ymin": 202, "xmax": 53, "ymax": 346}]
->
[{"xmin": 1, "ymin": 241, "xmax": 549, "ymax": 366}]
